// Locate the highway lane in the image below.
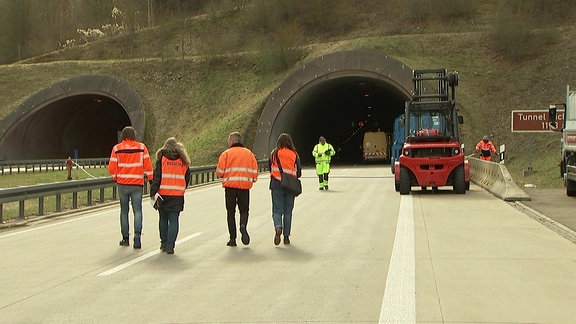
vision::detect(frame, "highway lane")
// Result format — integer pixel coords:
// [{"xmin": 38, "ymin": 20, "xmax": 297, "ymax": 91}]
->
[{"xmin": 1, "ymin": 165, "xmax": 575, "ymax": 323}]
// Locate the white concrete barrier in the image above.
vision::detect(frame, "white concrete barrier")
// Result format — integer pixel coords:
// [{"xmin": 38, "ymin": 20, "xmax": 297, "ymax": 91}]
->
[{"xmin": 469, "ymin": 157, "xmax": 531, "ymax": 201}]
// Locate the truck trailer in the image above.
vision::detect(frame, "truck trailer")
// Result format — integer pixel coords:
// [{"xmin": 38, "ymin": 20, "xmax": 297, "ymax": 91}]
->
[{"xmin": 549, "ymin": 85, "xmax": 576, "ymax": 196}]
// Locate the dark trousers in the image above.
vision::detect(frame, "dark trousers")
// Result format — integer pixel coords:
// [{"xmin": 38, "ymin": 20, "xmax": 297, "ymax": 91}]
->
[{"xmin": 225, "ymin": 188, "xmax": 250, "ymax": 240}]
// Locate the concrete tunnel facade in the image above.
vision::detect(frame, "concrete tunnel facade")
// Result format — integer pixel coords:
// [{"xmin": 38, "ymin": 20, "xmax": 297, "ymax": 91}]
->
[
  {"xmin": 0, "ymin": 75, "xmax": 143, "ymax": 160},
  {"xmin": 0, "ymin": 50, "xmax": 415, "ymax": 163}
]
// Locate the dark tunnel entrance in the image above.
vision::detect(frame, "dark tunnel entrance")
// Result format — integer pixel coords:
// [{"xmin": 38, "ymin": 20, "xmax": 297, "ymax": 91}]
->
[
  {"xmin": 253, "ymin": 50, "xmax": 414, "ymax": 165},
  {"xmin": 1, "ymin": 95, "xmax": 129, "ymax": 159},
  {"xmin": 276, "ymin": 76, "xmax": 407, "ymax": 164},
  {"xmin": 0, "ymin": 75, "xmax": 145, "ymax": 160}
]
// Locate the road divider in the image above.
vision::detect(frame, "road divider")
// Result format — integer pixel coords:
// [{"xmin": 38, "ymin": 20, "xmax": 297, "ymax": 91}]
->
[{"xmin": 468, "ymin": 157, "xmax": 530, "ymax": 201}]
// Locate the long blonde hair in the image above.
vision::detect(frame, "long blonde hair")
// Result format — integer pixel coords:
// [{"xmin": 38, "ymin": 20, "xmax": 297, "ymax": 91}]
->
[{"xmin": 156, "ymin": 137, "xmax": 191, "ymax": 166}]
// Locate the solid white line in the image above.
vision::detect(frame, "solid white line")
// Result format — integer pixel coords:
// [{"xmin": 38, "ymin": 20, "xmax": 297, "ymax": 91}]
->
[
  {"xmin": 0, "ymin": 187, "xmax": 206, "ymax": 240},
  {"xmin": 379, "ymin": 195, "xmax": 416, "ymax": 323},
  {"xmin": 0, "ymin": 210, "xmax": 115, "ymax": 239},
  {"xmin": 97, "ymin": 232, "xmax": 203, "ymax": 277}
]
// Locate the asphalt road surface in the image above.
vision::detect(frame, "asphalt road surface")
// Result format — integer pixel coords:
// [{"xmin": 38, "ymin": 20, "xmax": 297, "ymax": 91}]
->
[{"xmin": 1, "ymin": 165, "xmax": 575, "ymax": 323}]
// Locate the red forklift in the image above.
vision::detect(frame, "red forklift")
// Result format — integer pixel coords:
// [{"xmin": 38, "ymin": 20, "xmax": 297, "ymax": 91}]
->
[{"xmin": 394, "ymin": 68, "xmax": 470, "ymax": 194}]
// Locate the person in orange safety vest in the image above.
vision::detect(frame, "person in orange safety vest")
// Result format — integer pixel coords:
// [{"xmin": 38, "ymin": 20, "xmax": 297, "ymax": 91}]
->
[
  {"xmin": 269, "ymin": 133, "xmax": 302, "ymax": 246},
  {"xmin": 475, "ymin": 135, "xmax": 497, "ymax": 161},
  {"xmin": 216, "ymin": 132, "xmax": 258, "ymax": 247},
  {"xmin": 149, "ymin": 137, "xmax": 191, "ymax": 254},
  {"xmin": 108, "ymin": 126, "xmax": 154, "ymax": 249}
]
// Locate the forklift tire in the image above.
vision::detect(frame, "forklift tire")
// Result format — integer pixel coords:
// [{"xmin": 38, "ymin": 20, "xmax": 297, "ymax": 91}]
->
[
  {"xmin": 453, "ymin": 165, "xmax": 466, "ymax": 194},
  {"xmin": 399, "ymin": 167, "xmax": 411, "ymax": 195}
]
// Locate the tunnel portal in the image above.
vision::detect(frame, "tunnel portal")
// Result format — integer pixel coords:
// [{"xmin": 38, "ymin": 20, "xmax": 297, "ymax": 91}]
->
[
  {"xmin": 0, "ymin": 76, "xmax": 144, "ymax": 160},
  {"xmin": 253, "ymin": 50, "xmax": 415, "ymax": 165}
]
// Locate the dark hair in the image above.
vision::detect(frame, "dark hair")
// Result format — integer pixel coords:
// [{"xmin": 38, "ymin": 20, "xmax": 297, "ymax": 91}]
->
[
  {"xmin": 121, "ymin": 126, "xmax": 136, "ymax": 140},
  {"xmin": 272, "ymin": 133, "xmax": 297, "ymax": 155}
]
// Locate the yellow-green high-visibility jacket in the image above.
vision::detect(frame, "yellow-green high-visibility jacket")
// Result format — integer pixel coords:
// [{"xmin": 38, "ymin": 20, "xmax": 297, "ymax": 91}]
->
[{"xmin": 312, "ymin": 142, "xmax": 335, "ymax": 164}]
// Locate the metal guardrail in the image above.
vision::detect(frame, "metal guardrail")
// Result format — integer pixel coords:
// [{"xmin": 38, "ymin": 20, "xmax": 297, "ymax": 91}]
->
[
  {"xmin": 0, "ymin": 158, "xmax": 109, "ymax": 175},
  {"xmin": 0, "ymin": 160, "xmax": 269, "ymax": 223}
]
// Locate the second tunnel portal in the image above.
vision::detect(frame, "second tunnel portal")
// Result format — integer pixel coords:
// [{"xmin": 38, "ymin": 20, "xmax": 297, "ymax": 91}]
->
[{"xmin": 0, "ymin": 76, "xmax": 144, "ymax": 160}]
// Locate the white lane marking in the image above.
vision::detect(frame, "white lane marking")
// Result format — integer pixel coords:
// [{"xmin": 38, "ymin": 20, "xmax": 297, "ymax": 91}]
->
[
  {"xmin": 379, "ymin": 195, "xmax": 416, "ymax": 323},
  {"xmin": 0, "ymin": 210, "xmax": 115, "ymax": 239},
  {"xmin": 0, "ymin": 187, "xmax": 209, "ymax": 239},
  {"xmin": 97, "ymin": 232, "xmax": 203, "ymax": 277}
]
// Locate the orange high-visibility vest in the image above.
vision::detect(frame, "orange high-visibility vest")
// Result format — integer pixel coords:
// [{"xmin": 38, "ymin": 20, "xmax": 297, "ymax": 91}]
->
[
  {"xmin": 216, "ymin": 146, "xmax": 258, "ymax": 189},
  {"xmin": 270, "ymin": 148, "xmax": 298, "ymax": 181},
  {"xmin": 108, "ymin": 139, "xmax": 153, "ymax": 186},
  {"xmin": 475, "ymin": 140, "xmax": 496, "ymax": 161},
  {"xmin": 157, "ymin": 157, "xmax": 188, "ymax": 196}
]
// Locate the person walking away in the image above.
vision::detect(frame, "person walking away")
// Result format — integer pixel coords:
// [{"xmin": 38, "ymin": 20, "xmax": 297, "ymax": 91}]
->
[
  {"xmin": 150, "ymin": 137, "xmax": 191, "ymax": 255},
  {"xmin": 216, "ymin": 132, "xmax": 259, "ymax": 247},
  {"xmin": 108, "ymin": 126, "xmax": 154, "ymax": 249},
  {"xmin": 312, "ymin": 136, "xmax": 335, "ymax": 190},
  {"xmin": 269, "ymin": 133, "xmax": 302, "ymax": 245},
  {"xmin": 475, "ymin": 135, "xmax": 497, "ymax": 161}
]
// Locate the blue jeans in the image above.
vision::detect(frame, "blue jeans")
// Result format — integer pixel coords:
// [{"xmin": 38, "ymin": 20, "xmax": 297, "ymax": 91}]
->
[
  {"xmin": 118, "ymin": 184, "xmax": 144, "ymax": 237},
  {"xmin": 271, "ymin": 189, "xmax": 295, "ymax": 236},
  {"xmin": 159, "ymin": 210, "xmax": 180, "ymax": 249}
]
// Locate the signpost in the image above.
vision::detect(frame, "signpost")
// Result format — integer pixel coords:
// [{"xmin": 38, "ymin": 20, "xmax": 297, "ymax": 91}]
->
[
  {"xmin": 511, "ymin": 109, "xmax": 565, "ymax": 132},
  {"xmin": 511, "ymin": 109, "xmax": 564, "ymax": 175}
]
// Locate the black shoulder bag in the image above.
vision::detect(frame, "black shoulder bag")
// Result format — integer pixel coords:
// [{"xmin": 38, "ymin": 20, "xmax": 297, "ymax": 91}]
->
[{"xmin": 274, "ymin": 151, "xmax": 302, "ymax": 197}]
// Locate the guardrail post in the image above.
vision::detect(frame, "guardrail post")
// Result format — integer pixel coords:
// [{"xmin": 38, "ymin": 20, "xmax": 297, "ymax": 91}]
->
[
  {"xmin": 72, "ymin": 192, "xmax": 78, "ymax": 209},
  {"xmin": 19, "ymin": 201, "xmax": 25, "ymax": 218},
  {"xmin": 0, "ymin": 204, "xmax": 3, "ymax": 223},
  {"xmin": 87, "ymin": 190, "xmax": 93, "ymax": 205},
  {"xmin": 39, "ymin": 197, "xmax": 44, "ymax": 215},
  {"xmin": 56, "ymin": 194, "xmax": 62, "ymax": 212},
  {"xmin": 99, "ymin": 188, "xmax": 105, "ymax": 202}
]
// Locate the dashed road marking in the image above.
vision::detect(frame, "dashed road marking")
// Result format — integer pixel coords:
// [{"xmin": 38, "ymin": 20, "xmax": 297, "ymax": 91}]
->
[{"xmin": 97, "ymin": 232, "xmax": 203, "ymax": 276}]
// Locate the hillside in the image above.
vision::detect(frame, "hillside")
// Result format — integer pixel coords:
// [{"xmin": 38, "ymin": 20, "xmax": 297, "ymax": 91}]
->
[{"xmin": 0, "ymin": 1, "xmax": 574, "ymax": 189}]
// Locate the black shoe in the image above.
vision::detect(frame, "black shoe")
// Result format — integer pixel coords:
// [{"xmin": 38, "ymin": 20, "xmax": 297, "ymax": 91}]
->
[
  {"xmin": 325, "ymin": 185, "xmax": 328, "ymax": 190},
  {"xmin": 240, "ymin": 225, "xmax": 250, "ymax": 245},
  {"xmin": 274, "ymin": 227, "xmax": 282, "ymax": 246},
  {"xmin": 133, "ymin": 235, "xmax": 141, "ymax": 249},
  {"xmin": 284, "ymin": 236, "xmax": 290, "ymax": 245},
  {"xmin": 227, "ymin": 239, "xmax": 237, "ymax": 247},
  {"xmin": 319, "ymin": 187, "xmax": 324, "ymax": 190},
  {"xmin": 119, "ymin": 237, "xmax": 129, "ymax": 246},
  {"xmin": 160, "ymin": 243, "xmax": 166, "ymax": 252},
  {"xmin": 166, "ymin": 248, "xmax": 174, "ymax": 254}
]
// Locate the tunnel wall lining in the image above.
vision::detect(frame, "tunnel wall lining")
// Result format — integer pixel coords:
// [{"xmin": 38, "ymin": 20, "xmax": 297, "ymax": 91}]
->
[
  {"xmin": 0, "ymin": 75, "xmax": 145, "ymax": 144},
  {"xmin": 253, "ymin": 50, "xmax": 414, "ymax": 159}
]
